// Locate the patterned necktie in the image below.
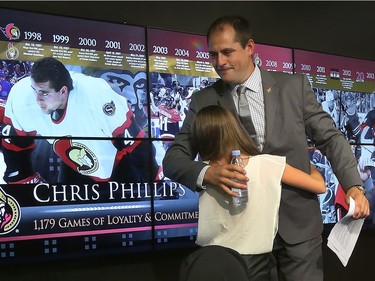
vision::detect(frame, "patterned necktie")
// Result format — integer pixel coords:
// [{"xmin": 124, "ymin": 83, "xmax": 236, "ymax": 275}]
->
[{"xmin": 237, "ymin": 85, "xmax": 258, "ymax": 145}]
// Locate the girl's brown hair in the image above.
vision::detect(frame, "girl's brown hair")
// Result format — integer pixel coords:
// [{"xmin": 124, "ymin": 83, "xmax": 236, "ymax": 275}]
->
[{"xmin": 193, "ymin": 105, "xmax": 259, "ymax": 162}]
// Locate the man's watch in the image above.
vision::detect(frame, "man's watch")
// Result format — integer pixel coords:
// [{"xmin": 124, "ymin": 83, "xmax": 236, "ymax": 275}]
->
[{"xmin": 351, "ymin": 185, "xmax": 366, "ymax": 195}]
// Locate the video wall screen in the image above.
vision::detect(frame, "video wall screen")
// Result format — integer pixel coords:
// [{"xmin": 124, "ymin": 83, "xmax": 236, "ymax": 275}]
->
[
  {"xmin": 147, "ymin": 28, "xmax": 219, "ymax": 140},
  {"xmin": 147, "ymin": 28, "xmax": 218, "ymax": 249},
  {"xmin": 0, "ymin": 8, "xmax": 155, "ymax": 261},
  {"xmin": 253, "ymin": 43, "xmax": 294, "ymax": 74},
  {"xmin": 295, "ymin": 49, "xmax": 375, "ymax": 224}
]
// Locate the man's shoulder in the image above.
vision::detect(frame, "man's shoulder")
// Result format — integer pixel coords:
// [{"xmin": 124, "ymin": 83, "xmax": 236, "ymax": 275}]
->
[
  {"xmin": 70, "ymin": 72, "xmax": 105, "ymax": 84},
  {"xmin": 260, "ymin": 69, "xmax": 306, "ymax": 91},
  {"xmin": 7, "ymin": 76, "xmax": 33, "ymax": 103},
  {"xmin": 261, "ymin": 68, "xmax": 303, "ymax": 80},
  {"xmin": 70, "ymin": 72, "xmax": 111, "ymax": 95}
]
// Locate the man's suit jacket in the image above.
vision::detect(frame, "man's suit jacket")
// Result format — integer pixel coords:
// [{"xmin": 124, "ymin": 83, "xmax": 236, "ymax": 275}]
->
[{"xmin": 163, "ymin": 68, "xmax": 363, "ymax": 244}]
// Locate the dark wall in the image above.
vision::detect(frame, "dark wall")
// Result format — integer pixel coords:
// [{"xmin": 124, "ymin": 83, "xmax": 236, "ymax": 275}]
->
[{"xmin": 0, "ymin": 1, "xmax": 374, "ymax": 281}]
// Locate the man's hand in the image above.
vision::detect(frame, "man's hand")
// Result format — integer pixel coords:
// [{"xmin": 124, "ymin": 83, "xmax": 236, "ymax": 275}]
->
[
  {"xmin": 346, "ymin": 186, "xmax": 370, "ymax": 219},
  {"xmin": 203, "ymin": 163, "xmax": 248, "ymax": 196}
]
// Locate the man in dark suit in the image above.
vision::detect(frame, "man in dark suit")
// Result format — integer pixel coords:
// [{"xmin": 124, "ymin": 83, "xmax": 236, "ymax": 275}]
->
[{"xmin": 163, "ymin": 15, "xmax": 369, "ymax": 281}]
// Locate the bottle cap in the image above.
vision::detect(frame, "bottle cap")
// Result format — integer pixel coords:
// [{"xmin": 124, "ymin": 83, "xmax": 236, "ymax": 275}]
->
[{"xmin": 231, "ymin": 149, "xmax": 240, "ymax": 156}]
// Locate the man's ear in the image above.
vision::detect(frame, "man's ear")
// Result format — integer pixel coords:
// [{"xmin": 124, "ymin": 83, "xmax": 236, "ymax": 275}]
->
[
  {"xmin": 246, "ymin": 39, "xmax": 255, "ymax": 55},
  {"xmin": 60, "ymin": 85, "xmax": 69, "ymax": 95}
]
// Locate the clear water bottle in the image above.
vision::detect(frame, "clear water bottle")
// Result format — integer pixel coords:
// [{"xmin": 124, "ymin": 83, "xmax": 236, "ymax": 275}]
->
[{"xmin": 230, "ymin": 149, "xmax": 248, "ymax": 206}]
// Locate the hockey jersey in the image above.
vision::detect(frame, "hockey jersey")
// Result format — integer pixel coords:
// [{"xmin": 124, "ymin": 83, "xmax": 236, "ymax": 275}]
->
[{"xmin": 2, "ymin": 72, "xmax": 144, "ymax": 182}]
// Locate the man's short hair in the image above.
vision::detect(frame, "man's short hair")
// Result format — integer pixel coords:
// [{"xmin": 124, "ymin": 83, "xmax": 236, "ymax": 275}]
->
[
  {"xmin": 207, "ymin": 15, "xmax": 252, "ymax": 48},
  {"xmin": 31, "ymin": 57, "xmax": 73, "ymax": 92}
]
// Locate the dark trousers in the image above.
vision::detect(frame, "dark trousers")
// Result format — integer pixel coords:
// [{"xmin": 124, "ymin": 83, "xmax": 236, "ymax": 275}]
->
[
  {"xmin": 179, "ymin": 234, "xmax": 323, "ymax": 281},
  {"xmin": 272, "ymin": 234, "xmax": 323, "ymax": 281},
  {"xmin": 179, "ymin": 245, "xmax": 251, "ymax": 281}
]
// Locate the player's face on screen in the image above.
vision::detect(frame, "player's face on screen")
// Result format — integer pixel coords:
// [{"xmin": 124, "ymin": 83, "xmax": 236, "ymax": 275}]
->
[
  {"xmin": 31, "ymin": 80, "xmax": 67, "ymax": 114},
  {"xmin": 208, "ymin": 25, "xmax": 254, "ymax": 85}
]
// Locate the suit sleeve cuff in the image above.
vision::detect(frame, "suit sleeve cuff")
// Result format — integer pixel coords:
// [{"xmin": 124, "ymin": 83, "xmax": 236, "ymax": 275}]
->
[{"xmin": 196, "ymin": 165, "xmax": 210, "ymax": 191}]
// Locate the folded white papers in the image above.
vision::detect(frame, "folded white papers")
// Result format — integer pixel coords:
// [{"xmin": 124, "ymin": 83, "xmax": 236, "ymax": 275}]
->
[{"xmin": 327, "ymin": 197, "xmax": 365, "ymax": 267}]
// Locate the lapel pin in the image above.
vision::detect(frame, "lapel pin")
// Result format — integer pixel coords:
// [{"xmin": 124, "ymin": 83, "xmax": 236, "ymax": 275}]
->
[{"xmin": 266, "ymin": 87, "xmax": 272, "ymax": 93}]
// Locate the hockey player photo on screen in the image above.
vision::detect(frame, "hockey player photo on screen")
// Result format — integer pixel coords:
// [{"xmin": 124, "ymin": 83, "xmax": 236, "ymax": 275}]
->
[
  {"xmin": 0, "ymin": 58, "xmax": 157, "ymax": 185},
  {"xmin": 149, "ymin": 72, "xmax": 216, "ymax": 139}
]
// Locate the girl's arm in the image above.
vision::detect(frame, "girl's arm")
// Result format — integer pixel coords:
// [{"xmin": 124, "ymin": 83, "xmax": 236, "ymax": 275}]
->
[{"xmin": 281, "ymin": 163, "xmax": 326, "ymax": 194}]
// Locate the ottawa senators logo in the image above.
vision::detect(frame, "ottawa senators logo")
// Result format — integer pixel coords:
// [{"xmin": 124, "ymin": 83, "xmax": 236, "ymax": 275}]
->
[
  {"xmin": 5, "ymin": 43, "xmax": 19, "ymax": 60},
  {"xmin": 0, "ymin": 187, "xmax": 21, "ymax": 235},
  {"xmin": 253, "ymin": 53, "xmax": 262, "ymax": 67},
  {"xmin": 0, "ymin": 23, "xmax": 21, "ymax": 40},
  {"xmin": 103, "ymin": 100, "xmax": 116, "ymax": 116},
  {"xmin": 53, "ymin": 139, "xmax": 99, "ymax": 176}
]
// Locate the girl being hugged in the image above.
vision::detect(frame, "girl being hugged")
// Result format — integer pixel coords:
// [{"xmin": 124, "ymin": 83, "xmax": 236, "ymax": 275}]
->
[{"xmin": 193, "ymin": 105, "xmax": 325, "ymax": 255}]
